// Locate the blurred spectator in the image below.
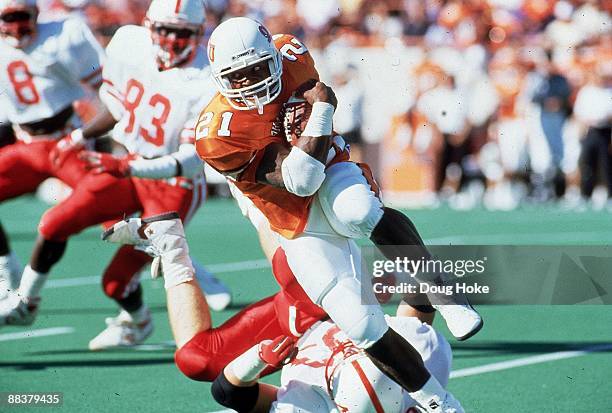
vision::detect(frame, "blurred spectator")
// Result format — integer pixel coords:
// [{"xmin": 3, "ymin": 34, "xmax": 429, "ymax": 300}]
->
[
  {"xmin": 531, "ymin": 50, "xmax": 572, "ymax": 199},
  {"xmin": 47, "ymin": 0, "xmax": 612, "ymax": 209},
  {"xmin": 575, "ymin": 64, "xmax": 612, "ymax": 202},
  {"xmin": 331, "ymin": 63, "xmax": 365, "ymax": 161}
]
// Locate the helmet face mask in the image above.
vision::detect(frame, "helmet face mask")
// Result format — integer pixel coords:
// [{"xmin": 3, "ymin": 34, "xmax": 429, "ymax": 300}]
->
[
  {"xmin": 148, "ymin": 21, "xmax": 201, "ymax": 70},
  {"xmin": 0, "ymin": 1, "xmax": 38, "ymax": 48},
  {"xmin": 208, "ymin": 18, "xmax": 283, "ymax": 113},
  {"xmin": 145, "ymin": 0, "xmax": 206, "ymax": 70},
  {"xmin": 213, "ymin": 51, "xmax": 283, "ymax": 112}
]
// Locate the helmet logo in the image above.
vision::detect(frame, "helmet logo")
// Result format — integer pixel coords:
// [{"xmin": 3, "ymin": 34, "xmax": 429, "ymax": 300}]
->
[
  {"xmin": 208, "ymin": 44, "xmax": 215, "ymax": 62},
  {"xmin": 258, "ymin": 25, "xmax": 271, "ymax": 43}
]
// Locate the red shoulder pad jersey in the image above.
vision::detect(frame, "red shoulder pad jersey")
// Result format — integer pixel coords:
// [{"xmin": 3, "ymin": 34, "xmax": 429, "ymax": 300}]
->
[{"xmin": 195, "ymin": 34, "xmax": 320, "ymax": 239}]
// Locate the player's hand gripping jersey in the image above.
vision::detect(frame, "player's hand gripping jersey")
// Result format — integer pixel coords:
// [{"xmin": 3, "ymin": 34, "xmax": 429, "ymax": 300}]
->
[
  {"xmin": 195, "ymin": 34, "xmax": 348, "ymax": 239},
  {"xmin": 0, "ymin": 18, "xmax": 104, "ymax": 127},
  {"xmin": 101, "ymin": 25, "xmax": 215, "ymax": 160}
]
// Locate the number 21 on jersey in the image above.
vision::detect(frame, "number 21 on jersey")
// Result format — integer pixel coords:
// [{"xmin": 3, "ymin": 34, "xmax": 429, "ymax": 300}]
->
[{"xmin": 196, "ymin": 111, "xmax": 233, "ymax": 140}]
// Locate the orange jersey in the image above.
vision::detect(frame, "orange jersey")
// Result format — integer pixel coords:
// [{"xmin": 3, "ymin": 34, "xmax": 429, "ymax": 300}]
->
[{"xmin": 195, "ymin": 34, "xmax": 320, "ymax": 239}]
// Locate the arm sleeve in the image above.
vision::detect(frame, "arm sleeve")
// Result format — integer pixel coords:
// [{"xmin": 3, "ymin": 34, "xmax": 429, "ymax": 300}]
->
[{"xmin": 129, "ymin": 144, "xmax": 203, "ymax": 179}]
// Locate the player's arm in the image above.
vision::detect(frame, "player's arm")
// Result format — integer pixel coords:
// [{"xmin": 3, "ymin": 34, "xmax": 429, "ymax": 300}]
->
[
  {"xmin": 255, "ymin": 82, "xmax": 337, "ymax": 196},
  {"xmin": 211, "ymin": 336, "xmax": 296, "ymax": 413},
  {"xmin": 50, "ymin": 104, "xmax": 118, "ymax": 167},
  {"xmin": 80, "ymin": 143, "xmax": 203, "ymax": 179}
]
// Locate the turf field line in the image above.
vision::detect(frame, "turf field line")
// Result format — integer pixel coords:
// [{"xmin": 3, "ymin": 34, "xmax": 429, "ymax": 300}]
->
[
  {"xmin": 427, "ymin": 231, "xmax": 612, "ymax": 244},
  {"xmin": 46, "ymin": 259, "xmax": 271, "ymax": 289},
  {"xmin": 449, "ymin": 343, "xmax": 612, "ymax": 378},
  {"xmin": 0, "ymin": 326, "xmax": 74, "ymax": 342}
]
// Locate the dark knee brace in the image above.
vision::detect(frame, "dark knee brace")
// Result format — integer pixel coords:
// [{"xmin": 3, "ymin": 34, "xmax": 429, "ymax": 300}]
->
[
  {"xmin": 370, "ymin": 207, "xmax": 427, "ymax": 250},
  {"xmin": 211, "ymin": 373, "xmax": 259, "ymax": 413}
]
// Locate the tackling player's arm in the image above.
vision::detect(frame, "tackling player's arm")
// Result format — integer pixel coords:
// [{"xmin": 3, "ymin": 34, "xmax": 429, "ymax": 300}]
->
[
  {"xmin": 211, "ymin": 336, "xmax": 297, "ymax": 413},
  {"xmin": 256, "ymin": 81, "xmax": 337, "ymax": 196}
]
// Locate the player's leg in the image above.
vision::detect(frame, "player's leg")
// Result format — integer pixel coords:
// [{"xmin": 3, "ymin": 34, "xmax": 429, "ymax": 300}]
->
[
  {"xmin": 88, "ymin": 246, "xmax": 154, "ymax": 350},
  {"xmin": 319, "ymin": 161, "xmax": 482, "ymax": 340},
  {"xmin": 0, "ymin": 141, "xmax": 53, "ymax": 299},
  {"xmin": 0, "ymin": 174, "xmax": 139, "ymax": 327},
  {"xmin": 0, "ymin": 222, "xmax": 21, "ymax": 300},
  {"xmin": 278, "ymin": 232, "xmax": 463, "ymax": 412},
  {"xmin": 101, "ymin": 214, "xmax": 288, "ymax": 381}
]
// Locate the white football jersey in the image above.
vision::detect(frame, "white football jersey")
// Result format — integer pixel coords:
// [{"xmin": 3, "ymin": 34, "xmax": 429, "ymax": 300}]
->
[
  {"xmin": 274, "ymin": 316, "xmax": 452, "ymax": 413},
  {"xmin": 0, "ymin": 18, "xmax": 104, "ymax": 124},
  {"xmin": 100, "ymin": 25, "xmax": 216, "ymax": 158}
]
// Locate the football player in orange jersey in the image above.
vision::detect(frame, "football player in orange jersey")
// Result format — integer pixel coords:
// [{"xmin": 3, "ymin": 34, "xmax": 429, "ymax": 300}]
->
[{"xmin": 195, "ymin": 17, "xmax": 468, "ymax": 413}]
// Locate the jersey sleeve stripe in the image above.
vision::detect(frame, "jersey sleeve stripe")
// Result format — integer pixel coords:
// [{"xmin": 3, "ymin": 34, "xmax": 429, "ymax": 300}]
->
[{"xmin": 105, "ymin": 89, "xmax": 123, "ymax": 104}]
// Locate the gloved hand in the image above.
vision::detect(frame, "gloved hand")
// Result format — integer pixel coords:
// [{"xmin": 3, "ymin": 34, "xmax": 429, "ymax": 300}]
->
[
  {"xmin": 50, "ymin": 129, "xmax": 85, "ymax": 168},
  {"xmin": 79, "ymin": 151, "xmax": 131, "ymax": 177},
  {"xmin": 258, "ymin": 335, "xmax": 298, "ymax": 368}
]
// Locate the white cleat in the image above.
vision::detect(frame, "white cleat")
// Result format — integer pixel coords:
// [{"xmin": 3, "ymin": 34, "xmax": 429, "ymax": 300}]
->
[
  {"xmin": 416, "ymin": 392, "xmax": 465, "ymax": 413},
  {"xmin": 434, "ymin": 303, "xmax": 483, "ymax": 341},
  {"xmin": 0, "ymin": 252, "xmax": 21, "ymax": 300},
  {"xmin": 0, "ymin": 292, "xmax": 39, "ymax": 327},
  {"xmin": 88, "ymin": 309, "xmax": 153, "ymax": 351}
]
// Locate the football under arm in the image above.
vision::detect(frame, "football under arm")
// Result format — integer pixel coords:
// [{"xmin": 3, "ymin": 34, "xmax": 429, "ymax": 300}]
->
[{"xmin": 256, "ymin": 104, "xmax": 334, "ymax": 196}]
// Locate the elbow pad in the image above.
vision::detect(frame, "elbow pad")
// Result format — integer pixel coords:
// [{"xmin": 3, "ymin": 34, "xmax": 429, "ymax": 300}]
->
[
  {"xmin": 281, "ymin": 146, "xmax": 326, "ymax": 197},
  {"xmin": 172, "ymin": 144, "xmax": 204, "ymax": 178}
]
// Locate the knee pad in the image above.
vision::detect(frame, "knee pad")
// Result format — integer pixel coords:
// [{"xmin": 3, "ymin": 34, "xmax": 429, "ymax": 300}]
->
[
  {"xmin": 332, "ymin": 197, "xmax": 383, "ymax": 238},
  {"xmin": 320, "ymin": 277, "xmax": 388, "ymax": 349},
  {"xmin": 319, "ymin": 162, "xmax": 384, "ymax": 239}
]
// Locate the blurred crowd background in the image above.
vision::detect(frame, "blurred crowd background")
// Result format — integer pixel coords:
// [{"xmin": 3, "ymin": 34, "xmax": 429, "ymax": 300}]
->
[{"xmin": 37, "ymin": 0, "xmax": 611, "ymax": 210}]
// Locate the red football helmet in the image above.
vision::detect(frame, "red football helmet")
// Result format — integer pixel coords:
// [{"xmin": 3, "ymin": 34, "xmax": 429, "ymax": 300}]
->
[
  {"xmin": 144, "ymin": 0, "xmax": 206, "ymax": 70},
  {"xmin": 0, "ymin": 0, "xmax": 38, "ymax": 48}
]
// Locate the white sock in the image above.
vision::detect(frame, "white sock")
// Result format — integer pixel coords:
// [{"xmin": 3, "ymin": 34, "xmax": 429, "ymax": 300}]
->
[
  {"xmin": 0, "ymin": 251, "xmax": 21, "ymax": 290},
  {"xmin": 409, "ymin": 376, "xmax": 447, "ymax": 412},
  {"xmin": 18, "ymin": 265, "xmax": 47, "ymax": 303},
  {"xmin": 128, "ymin": 304, "xmax": 150, "ymax": 324}
]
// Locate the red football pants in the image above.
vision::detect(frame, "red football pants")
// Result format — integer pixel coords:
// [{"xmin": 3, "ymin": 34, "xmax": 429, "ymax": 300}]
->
[
  {"xmin": 0, "ymin": 140, "xmax": 88, "ymax": 202},
  {"xmin": 174, "ymin": 248, "xmax": 327, "ymax": 382}
]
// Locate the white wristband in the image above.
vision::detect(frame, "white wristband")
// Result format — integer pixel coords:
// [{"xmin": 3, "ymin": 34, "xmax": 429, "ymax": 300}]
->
[
  {"xmin": 301, "ymin": 102, "xmax": 334, "ymax": 137},
  {"xmin": 227, "ymin": 343, "xmax": 268, "ymax": 382}
]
